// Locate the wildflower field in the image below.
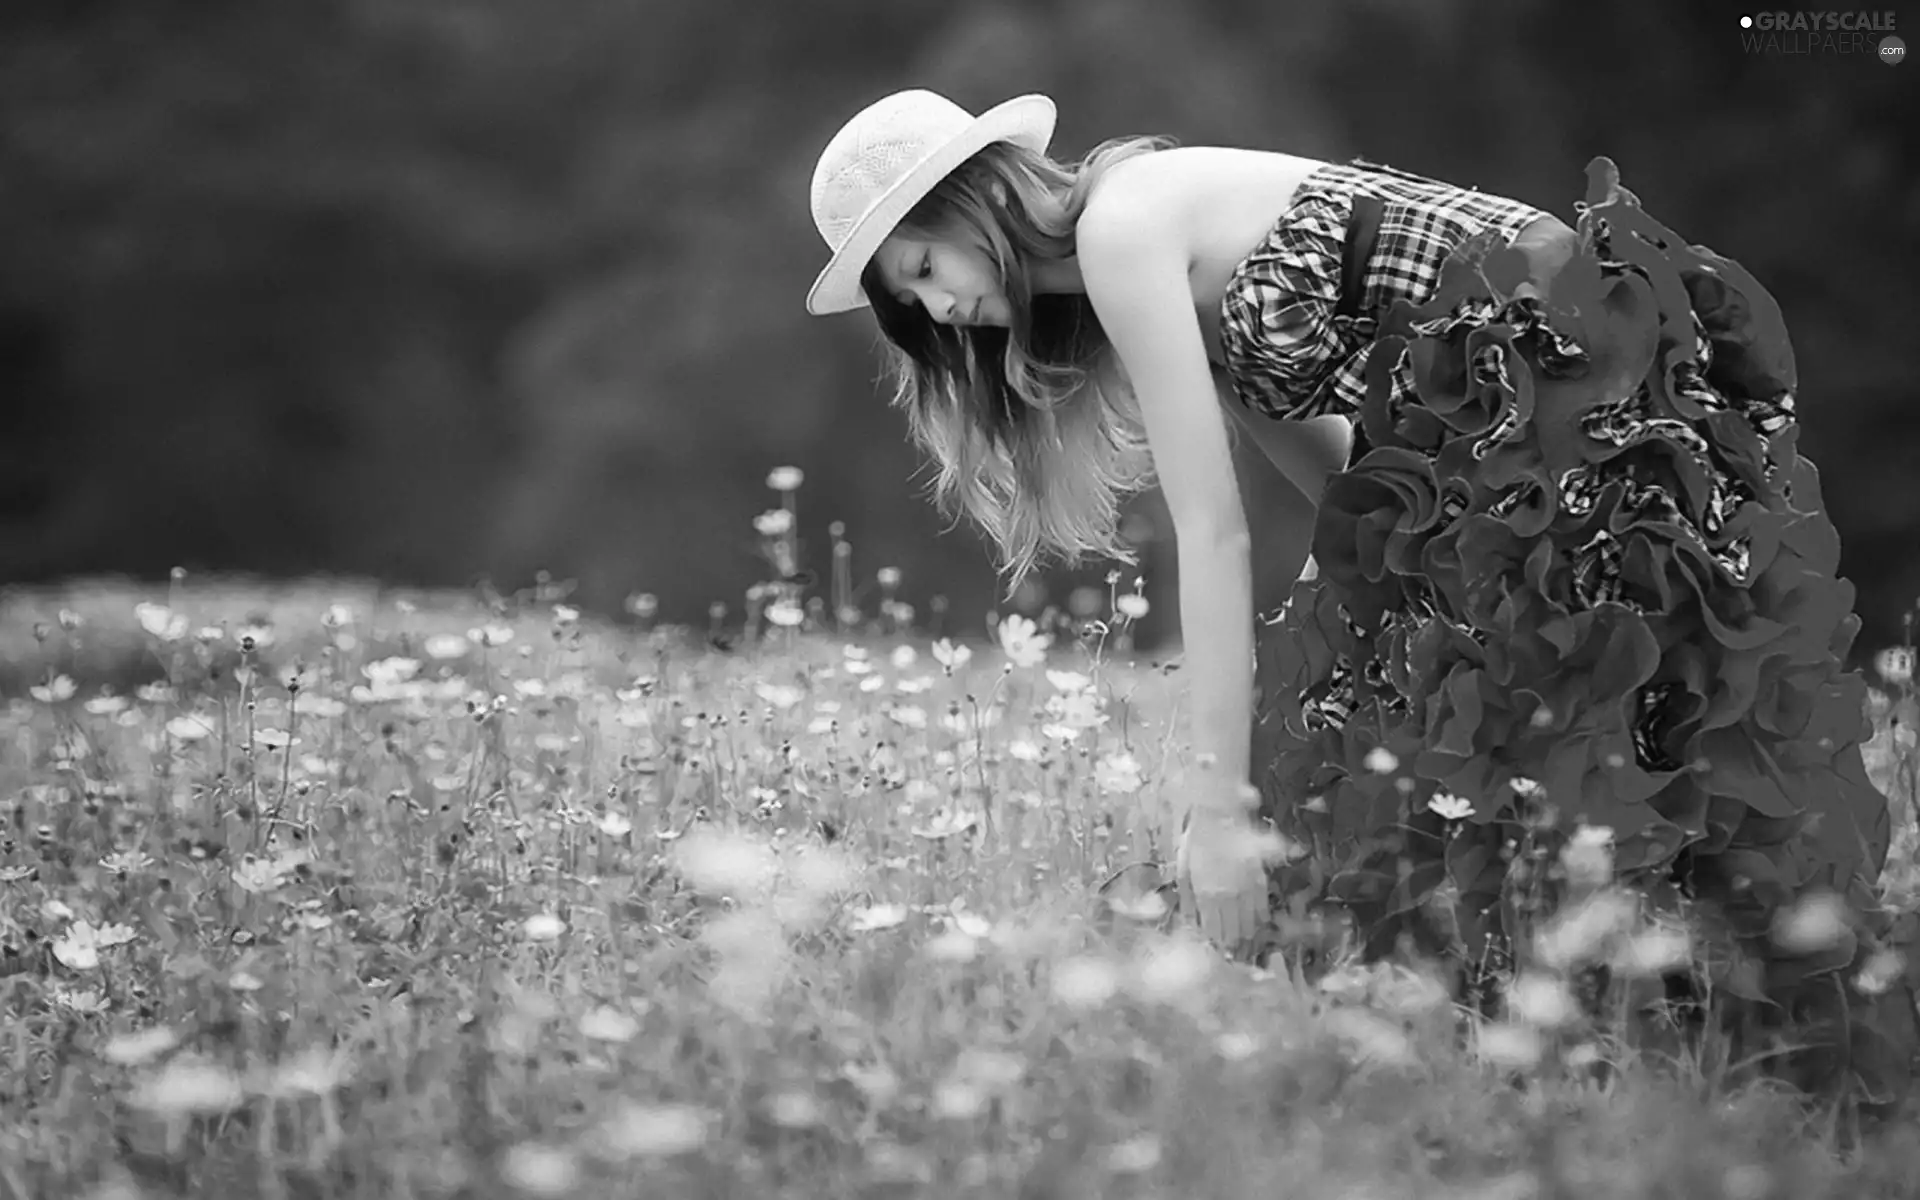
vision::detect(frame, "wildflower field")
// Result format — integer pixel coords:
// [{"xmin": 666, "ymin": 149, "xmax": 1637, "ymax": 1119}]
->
[{"xmin": 5, "ymin": 552, "xmax": 1920, "ymax": 1199}]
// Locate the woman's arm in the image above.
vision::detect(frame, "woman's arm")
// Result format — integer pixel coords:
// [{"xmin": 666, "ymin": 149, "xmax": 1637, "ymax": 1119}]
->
[
  {"xmin": 1268, "ymin": 412, "xmax": 1353, "ymax": 501},
  {"xmin": 1215, "ymin": 372, "xmax": 1353, "ymax": 501},
  {"xmin": 1079, "ymin": 185, "xmax": 1271, "ymax": 951},
  {"xmin": 1216, "ymin": 370, "xmax": 1350, "ymax": 584},
  {"xmin": 1076, "ymin": 195, "xmax": 1255, "ymax": 824}
]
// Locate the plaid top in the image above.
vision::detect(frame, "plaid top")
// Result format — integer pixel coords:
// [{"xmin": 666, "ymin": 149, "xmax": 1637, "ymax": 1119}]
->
[{"xmin": 1219, "ymin": 160, "xmax": 1551, "ymax": 423}]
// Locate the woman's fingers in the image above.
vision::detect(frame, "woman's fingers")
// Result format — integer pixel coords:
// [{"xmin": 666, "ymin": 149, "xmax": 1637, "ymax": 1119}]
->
[
  {"xmin": 1200, "ymin": 906, "xmax": 1220, "ymax": 944},
  {"xmin": 1205, "ymin": 898, "xmax": 1239, "ymax": 948},
  {"xmin": 1235, "ymin": 894, "xmax": 1263, "ymax": 958},
  {"xmin": 1194, "ymin": 893, "xmax": 1264, "ymax": 957}
]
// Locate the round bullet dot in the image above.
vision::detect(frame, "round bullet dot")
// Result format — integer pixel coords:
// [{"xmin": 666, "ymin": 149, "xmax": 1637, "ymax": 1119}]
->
[{"xmin": 1739, "ymin": 14, "xmax": 1753, "ymax": 28}]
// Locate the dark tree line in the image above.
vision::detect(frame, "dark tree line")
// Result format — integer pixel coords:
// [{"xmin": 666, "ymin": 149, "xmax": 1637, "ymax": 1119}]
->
[{"xmin": 2, "ymin": 0, "xmax": 1913, "ymax": 657}]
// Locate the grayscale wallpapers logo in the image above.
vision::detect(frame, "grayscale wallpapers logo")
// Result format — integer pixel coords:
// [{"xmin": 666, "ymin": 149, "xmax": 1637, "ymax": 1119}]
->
[{"xmin": 1736, "ymin": 11, "xmax": 1904, "ymax": 61}]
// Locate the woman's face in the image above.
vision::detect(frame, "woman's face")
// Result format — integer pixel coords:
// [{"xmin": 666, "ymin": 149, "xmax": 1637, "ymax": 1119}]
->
[{"xmin": 872, "ymin": 231, "xmax": 1011, "ymax": 328}]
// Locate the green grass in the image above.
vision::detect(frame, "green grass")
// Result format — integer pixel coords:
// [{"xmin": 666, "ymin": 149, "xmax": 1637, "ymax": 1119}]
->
[{"xmin": 3, "ymin": 573, "xmax": 1920, "ymax": 1200}]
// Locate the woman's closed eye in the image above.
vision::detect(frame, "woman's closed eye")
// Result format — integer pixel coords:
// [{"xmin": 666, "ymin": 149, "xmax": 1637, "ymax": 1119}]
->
[{"xmin": 894, "ymin": 256, "xmax": 931, "ymax": 307}]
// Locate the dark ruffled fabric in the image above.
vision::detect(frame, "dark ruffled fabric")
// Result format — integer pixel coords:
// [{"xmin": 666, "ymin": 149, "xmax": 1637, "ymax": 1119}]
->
[{"xmin": 1248, "ymin": 157, "xmax": 1910, "ymax": 1107}]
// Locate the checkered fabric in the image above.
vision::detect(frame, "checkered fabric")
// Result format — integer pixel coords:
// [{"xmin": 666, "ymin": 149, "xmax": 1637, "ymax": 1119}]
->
[{"xmin": 1220, "ymin": 160, "xmax": 1552, "ymax": 422}]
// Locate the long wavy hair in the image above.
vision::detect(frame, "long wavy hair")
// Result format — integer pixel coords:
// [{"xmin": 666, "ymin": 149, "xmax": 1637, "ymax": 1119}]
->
[{"xmin": 860, "ymin": 133, "xmax": 1178, "ymax": 592}]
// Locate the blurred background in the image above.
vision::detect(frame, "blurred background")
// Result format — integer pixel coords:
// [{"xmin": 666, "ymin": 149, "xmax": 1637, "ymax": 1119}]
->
[{"xmin": 1, "ymin": 0, "xmax": 1915, "ymax": 657}]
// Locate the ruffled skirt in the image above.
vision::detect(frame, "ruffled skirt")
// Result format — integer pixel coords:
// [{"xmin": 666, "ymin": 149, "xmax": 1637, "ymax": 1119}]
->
[{"xmin": 1251, "ymin": 157, "xmax": 1912, "ymax": 1106}]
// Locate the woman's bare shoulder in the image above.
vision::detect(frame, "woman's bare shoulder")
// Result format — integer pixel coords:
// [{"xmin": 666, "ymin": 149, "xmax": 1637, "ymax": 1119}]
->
[
  {"xmin": 1085, "ymin": 145, "xmax": 1329, "ymax": 213},
  {"xmin": 1081, "ymin": 146, "xmax": 1330, "ymax": 254},
  {"xmin": 1078, "ymin": 146, "xmax": 1337, "ymax": 320}
]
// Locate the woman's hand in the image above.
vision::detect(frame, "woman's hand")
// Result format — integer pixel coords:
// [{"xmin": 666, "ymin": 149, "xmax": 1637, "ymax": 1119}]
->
[
  {"xmin": 1176, "ymin": 788, "xmax": 1272, "ymax": 957},
  {"xmin": 1509, "ymin": 214, "xmax": 1579, "ymax": 303}
]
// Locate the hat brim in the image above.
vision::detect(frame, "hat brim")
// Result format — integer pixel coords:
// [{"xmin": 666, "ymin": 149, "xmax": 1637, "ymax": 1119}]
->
[{"xmin": 805, "ymin": 94, "xmax": 1057, "ymax": 317}]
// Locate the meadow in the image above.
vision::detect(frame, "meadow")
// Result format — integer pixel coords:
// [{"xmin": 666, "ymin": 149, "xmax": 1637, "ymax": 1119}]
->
[{"xmin": 4, "ymin": 539, "xmax": 1920, "ymax": 1199}]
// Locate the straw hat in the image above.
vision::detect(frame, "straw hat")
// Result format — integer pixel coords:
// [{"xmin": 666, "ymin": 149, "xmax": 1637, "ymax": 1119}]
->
[{"xmin": 805, "ymin": 89, "xmax": 1057, "ymax": 316}]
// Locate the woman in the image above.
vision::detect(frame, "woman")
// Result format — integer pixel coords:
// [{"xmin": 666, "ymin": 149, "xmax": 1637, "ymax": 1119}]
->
[{"xmin": 805, "ymin": 90, "xmax": 1908, "ymax": 1103}]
